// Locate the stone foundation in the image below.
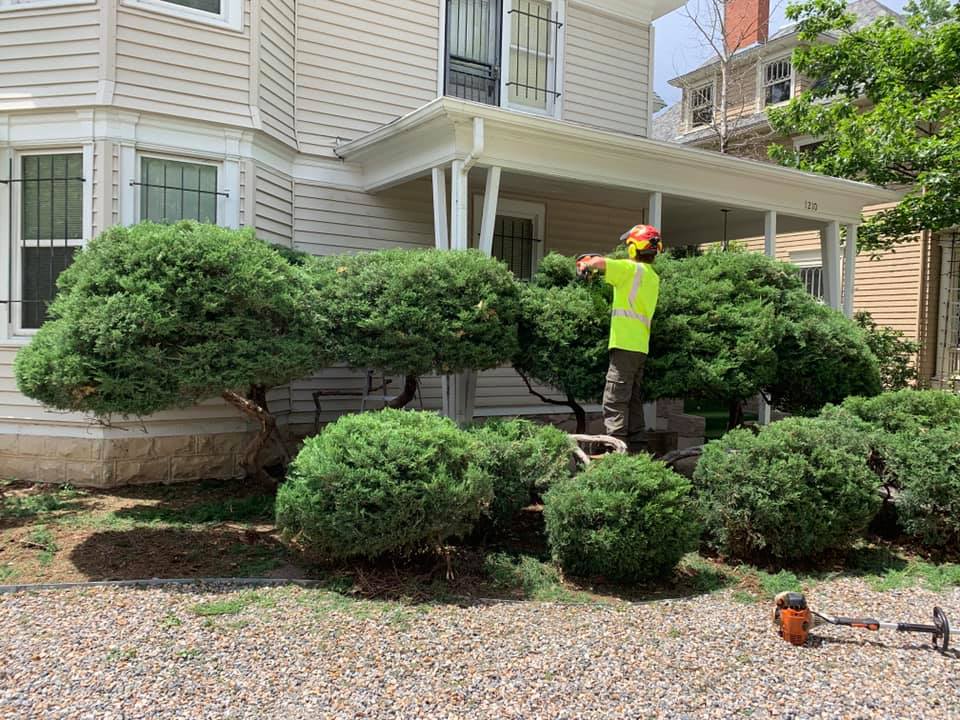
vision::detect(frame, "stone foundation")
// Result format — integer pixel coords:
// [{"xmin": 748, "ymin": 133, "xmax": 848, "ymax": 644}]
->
[{"xmin": 0, "ymin": 432, "xmax": 253, "ymax": 488}]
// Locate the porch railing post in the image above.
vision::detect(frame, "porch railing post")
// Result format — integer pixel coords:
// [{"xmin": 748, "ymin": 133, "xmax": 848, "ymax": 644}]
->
[{"xmin": 843, "ymin": 223, "xmax": 857, "ymax": 318}]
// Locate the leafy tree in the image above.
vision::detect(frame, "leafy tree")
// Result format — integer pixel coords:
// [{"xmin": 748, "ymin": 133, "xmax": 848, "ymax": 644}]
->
[
  {"xmin": 318, "ymin": 249, "xmax": 520, "ymax": 409},
  {"xmin": 14, "ymin": 222, "xmax": 328, "ymax": 476},
  {"xmin": 768, "ymin": 0, "xmax": 960, "ymax": 251},
  {"xmin": 854, "ymin": 311, "xmax": 921, "ymax": 390}
]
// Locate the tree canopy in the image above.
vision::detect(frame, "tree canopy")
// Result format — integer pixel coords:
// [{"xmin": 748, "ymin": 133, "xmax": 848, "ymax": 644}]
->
[{"xmin": 768, "ymin": 0, "xmax": 960, "ymax": 251}]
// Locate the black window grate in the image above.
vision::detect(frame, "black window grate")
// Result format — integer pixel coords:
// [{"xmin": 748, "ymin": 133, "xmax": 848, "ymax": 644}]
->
[
  {"xmin": 799, "ymin": 266, "xmax": 824, "ymax": 300},
  {"xmin": 493, "ymin": 215, "xmax": 537, "ymax": 280},
  {"xmin": 137, "ymin": 157, "xmax": 221, "ymax": 224}
]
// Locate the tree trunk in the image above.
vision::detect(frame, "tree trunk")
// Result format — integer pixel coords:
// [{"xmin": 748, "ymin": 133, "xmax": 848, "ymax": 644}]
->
[
  {"xmin": 222, "ymin": 388, "xmax": 278, "ymax": 481},
  {"xmin": 727, "ymin": 398, "xmax": 744, "ymax": 430},
  {"xmin": 386, "ymin": 374, "xmax": 419, "ymax": 409},
  {"xmin": 567, "ymin": 392, "xmax": 587, "ymax": 434}
]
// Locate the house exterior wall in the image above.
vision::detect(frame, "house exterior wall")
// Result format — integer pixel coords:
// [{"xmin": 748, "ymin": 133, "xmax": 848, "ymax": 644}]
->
[
  {"xmin": 562, "ymin": 3, "xmax": 651, "ymax": 137},
  {"xmin": 257, "ymin": 0, "xmax": 297, "ymax": 147}
]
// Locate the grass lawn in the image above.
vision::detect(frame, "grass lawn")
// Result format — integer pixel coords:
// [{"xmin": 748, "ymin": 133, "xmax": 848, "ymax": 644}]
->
[{"xmin": 2, "ymin": 478, "xmax": 958, "ymax": 606}]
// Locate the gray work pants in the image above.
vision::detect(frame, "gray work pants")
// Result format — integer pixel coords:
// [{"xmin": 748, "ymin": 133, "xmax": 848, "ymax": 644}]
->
[{"xmin": 602, "ymin": 349, "xmax": 647, "ymax": 452}]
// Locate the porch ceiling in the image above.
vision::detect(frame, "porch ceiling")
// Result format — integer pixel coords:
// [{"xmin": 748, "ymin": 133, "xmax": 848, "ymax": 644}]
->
[{"xmin": 337, "ymin": 98, "xmax": 898, "ymax": 228}]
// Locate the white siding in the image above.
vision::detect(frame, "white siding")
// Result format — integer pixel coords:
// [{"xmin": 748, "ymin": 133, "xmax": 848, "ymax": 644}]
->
[
  {"xmin": 0, "ymin": 5, "xmax": 100, "ymax": 110},
  {"xmin": 258, "ymin": 0, "xmax": 297, "ymax": 146},
  {"xmin": 562, "ymin": 3, "xmax": 650, "ymax": 137},
  {"xmin": 295, "ymin": 0, "xmax": 440, "ymax": 156},
  {"xmin": 255, "ymin": 164, "xmax": 294, "ymax": 245},
  {"xmin": 113, "ymin": 6, "xmax": 253, "ymax": 126}
]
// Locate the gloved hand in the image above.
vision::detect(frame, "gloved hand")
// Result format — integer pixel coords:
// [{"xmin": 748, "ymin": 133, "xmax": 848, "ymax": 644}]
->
[{"xmin": 576, "ymin": 254, "xmax": 602, "ymax": 280}]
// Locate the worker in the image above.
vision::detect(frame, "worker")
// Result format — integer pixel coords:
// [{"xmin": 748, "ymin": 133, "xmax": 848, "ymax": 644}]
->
[{"xmin": 576, "ymin": 225, "xmax": 663, "ymax": 453}]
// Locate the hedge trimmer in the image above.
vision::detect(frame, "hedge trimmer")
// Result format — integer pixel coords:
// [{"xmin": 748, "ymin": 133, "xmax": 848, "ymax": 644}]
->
[{"xmin": 773, "ymin": 592, "xmax": 951, "ymax": 653}]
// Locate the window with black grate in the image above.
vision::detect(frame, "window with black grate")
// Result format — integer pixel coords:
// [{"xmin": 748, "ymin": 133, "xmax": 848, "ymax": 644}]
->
[
  {"xmin": 799, "ymin": 265, "xmax": 824, "ymax": 300},
  {"xmin": 139, "ymin": 157, "xmax": 218, "ymax": 224},
  {"xmin": 18, "ymin": 153, "xmax": 83, "ymax": 330},
  {"xmin": 493, "ymin": 215, "xmax": 536, "ymax": 280}
]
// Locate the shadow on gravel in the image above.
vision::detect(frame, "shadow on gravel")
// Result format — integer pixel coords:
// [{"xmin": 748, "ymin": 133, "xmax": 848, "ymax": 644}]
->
[{"xmin": 69, "ymin": 527, "xmax": 293, "ymax": 581}]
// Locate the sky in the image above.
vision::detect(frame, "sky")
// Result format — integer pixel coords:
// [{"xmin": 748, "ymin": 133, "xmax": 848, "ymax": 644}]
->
[{"xmin": 652, "ymin": 0, "xmax": 910, "ymax": 107}]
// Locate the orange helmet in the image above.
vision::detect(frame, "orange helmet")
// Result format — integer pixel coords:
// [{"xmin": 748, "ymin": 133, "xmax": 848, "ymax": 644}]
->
[{"xmin": 620, "ymin": 224, "xmax": 663, "ymax": 259}]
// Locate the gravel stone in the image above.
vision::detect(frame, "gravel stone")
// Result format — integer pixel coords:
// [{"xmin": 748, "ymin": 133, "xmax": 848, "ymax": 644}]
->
[{"xmin": 1, "ymin": 578, "xmax": 957, "ymax": 719}]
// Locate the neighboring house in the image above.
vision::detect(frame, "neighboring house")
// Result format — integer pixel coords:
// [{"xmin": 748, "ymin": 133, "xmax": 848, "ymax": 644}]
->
[
  {"xmin": 654, "ymin": 0, "xmax": 960, "ymax": 390},
  {"xmin": 0, "ymin": 0, "xmax": 892, "ymax": 486}
]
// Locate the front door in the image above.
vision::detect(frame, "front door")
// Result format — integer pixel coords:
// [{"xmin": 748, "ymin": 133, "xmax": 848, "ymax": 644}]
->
[{"xmin": 445, "ymin": 0, "xmax": 503, "ymax": 105}]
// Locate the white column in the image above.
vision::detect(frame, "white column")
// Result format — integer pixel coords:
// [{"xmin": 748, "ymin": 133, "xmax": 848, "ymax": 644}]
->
[
  {"xmin": 0, "ymin": 146, "xmax": 12, "ymax": 339},
  {"xmin": 759, "ymin": 210, "xmax": 778, "ymax": 425},
  {"xmin": 820, "ymin": 220, "xmax": 842, "ymax": 310},
  {"xmin": 843, "ymin": 223, "xmax": 858, "ymax": 318},
  {"xmin": 450, "ymin": 159, "xmax": 469, "ymax": 250},
  {"xmin": 222, "ymin": 158, "xmax": 241, "ymax": 229},
  {"xmin": 431, "ymin": 167, "xmax": 449, "ymax": 250},
  {"xmin": 647, "ymin": 191, "xmax": 662, "ymax": 229},
  {"xmin": 118, "ymin": 144, "xmax": 137, "ymax": 226},
  {"xmin": 478, "ymin": 166, "xmax": 502, "ymax": 257}
]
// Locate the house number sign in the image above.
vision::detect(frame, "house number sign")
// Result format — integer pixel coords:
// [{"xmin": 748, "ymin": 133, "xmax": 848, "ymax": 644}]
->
[{"xmin": 805, "ymin": 200, "xmax": 819, "ymax": 211}]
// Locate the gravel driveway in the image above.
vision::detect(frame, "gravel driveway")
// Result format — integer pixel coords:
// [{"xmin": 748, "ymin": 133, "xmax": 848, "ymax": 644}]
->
[{"xmin": 2, "ymin": 579, "xmax": 957, "ymax": 719}]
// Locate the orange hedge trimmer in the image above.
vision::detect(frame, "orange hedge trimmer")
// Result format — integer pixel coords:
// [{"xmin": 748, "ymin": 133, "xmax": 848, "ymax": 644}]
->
[{"xmin": 773, "ymin": 592, "xmax": 951, "ymax": 652}]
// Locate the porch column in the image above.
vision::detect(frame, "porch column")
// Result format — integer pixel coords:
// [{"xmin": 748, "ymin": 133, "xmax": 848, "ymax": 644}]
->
[
  {"xmin": 843, "ymin": 223, "xmax": 857, "ymax": 318},
  {"xmin": 478, "ymin": 167, "xmax": 502, "ymax": 257},
  {"xmin": 647, "ymin": 191, "xmax": 662, "ymax": 229},
  {"xmin": 432, "ymin": 167, "xmax": 449, "ymax": 250},
  {"xmin": 820, "ymin": 220, "xmax": 842, "ymax": 310},
  {"xmin": 642, "ymin": 191, "xmax": 663, "ymax": 433},
  {"xmin": 760, "ymin": 210, "xmax": 777, "ymax": 426},
  {"xmin": 450, "ymin": 159, "xmax": 469, "ymax": 251}
]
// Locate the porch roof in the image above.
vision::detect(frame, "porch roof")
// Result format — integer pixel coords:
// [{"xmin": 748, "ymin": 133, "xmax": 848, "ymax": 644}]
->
[{"xmin": 336, "ymin": 97, "xmax": 897, "ymax": 229}]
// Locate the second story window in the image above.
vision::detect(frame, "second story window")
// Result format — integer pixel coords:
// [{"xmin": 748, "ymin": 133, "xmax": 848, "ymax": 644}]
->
[
  {"xmin": 690, "ymin": 83, "xmax": 713, "ymax": 128},
  {"xmin": 445, "ymin": 0, "xmax": 563, "ymax": 117},
  {"xmin": 763, "ymin": 58, "xmax": 793, "ymax": 107}
]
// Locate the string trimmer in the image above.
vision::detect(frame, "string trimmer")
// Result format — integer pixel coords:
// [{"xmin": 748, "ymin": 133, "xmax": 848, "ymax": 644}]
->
[{"xmin": 773, "ymin": 592, "xmax": 951, "ymax": 652}]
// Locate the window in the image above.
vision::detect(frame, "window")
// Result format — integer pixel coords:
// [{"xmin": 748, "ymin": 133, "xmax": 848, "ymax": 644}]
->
[
  {"xmin": 16, "ymin": 153, "xmax": 84, "ymax": 330},
  {"xmin": 138, "ymin": 157, "xmax": 219, "ymax": 224},
  {"xmin": 120, "ymin": 0, "xmax": 242, "ymax": 31},
  {"xmin": 690, "ymin": 83, "xmax": 713, "ymax": 128},
  {"xmin": 444, "ymin": 0, "xmax": 563, "ymax": 116},
  {"xmin": 790, "ymin": 250, "xmax": 823, "ymax": 301},
  {"xmin": 472, "ymin": 197, "xmax": 544, "ymax": 279},
  {"xmin": 763, "ymin": 58, "xmax": 793, "ymax": 106}
]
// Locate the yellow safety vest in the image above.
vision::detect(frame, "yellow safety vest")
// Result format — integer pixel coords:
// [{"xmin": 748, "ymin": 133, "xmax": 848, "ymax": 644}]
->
[{"xmin": 604, "ymin": 259, "xmax": 660, "ymax": 354}]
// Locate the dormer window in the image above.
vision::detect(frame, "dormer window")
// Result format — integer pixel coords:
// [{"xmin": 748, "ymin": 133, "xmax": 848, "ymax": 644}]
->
[
  {"xmin": 690, "ymin": 83, "xmax": 714, "ymax": 128},
  {"xmin": 763, "ymin": 58, "xmax": 792, "ymax": 106}
]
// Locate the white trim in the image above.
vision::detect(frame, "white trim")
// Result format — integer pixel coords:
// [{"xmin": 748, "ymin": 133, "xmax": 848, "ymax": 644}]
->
[
  {"xmin": 120, "ymin": 0, "xmax": 243, "ymax": 32},
  {"xmin": 0, "ymin": 146, "xmax": 12, "ymax": 340},
  {"xmin": 788, "ymin": 249, "xmax": 822, "ymax": 268},
  {"xmin": 0, "ymin": 0, "xmax": 94, "ymax": 11},
  {"xmin": 478, "ymin": 166, "xmax": 502, "ymax": 256},
  {"xmin": 843, "ymin": 224, "xmax": 857, "ymax": 318},
  {"xmin": 646, "ymin": 24, "xmax": 656, "ymax": 136},
  {"xmin": 437, "ymin": 0, "xmax": 447, "ymax": 98},
  {"xmin": 819, "ymin": 221, "xmax": 841, "ymax": 310},
  {"xmin": 471, "ymin": 195, "xmax": 545, "ymax": 274},
  {"xmin": 432, "ymin": 167, "xmax": 450, "ymax": 250}
]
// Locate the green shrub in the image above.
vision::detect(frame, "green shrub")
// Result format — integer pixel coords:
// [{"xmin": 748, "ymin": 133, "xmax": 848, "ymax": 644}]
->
[
  {"xmin": 275, "ymin": 410, "xmax": 493, "ymax": 559},
  {"xmin": 855, "ymin": 312, "xmax": 921, "ymax": 390},
  {"xmin": 767, "ymin": 295, "xmax": 882, "ymax": 416},
  {"xmin": 884, "ymin": 424, "xmax": 960, "ymax": 549},
  {"xmin": 15, "ymin": 222, "xmax": 325, "ymax": 417},
  {"xmin": 543, "ymin": 453, "xmax": 699, "ymax": 583},
  {"xmin": 839, "ymin": 389, "xmax": 960, "ymax": 435},
  {"xmin": 468, "ymin": 418, "xmax": 572, "ymax": 528},
  {"xmin": 694, "ymin": 417, "xmax": 881, "ymax": 562},
  {"xmin": 320, "ymin": 248, "xmax": 520, "ymax": 379}
]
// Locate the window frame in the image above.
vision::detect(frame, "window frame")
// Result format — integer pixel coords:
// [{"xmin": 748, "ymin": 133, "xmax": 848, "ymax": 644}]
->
[
  {"xmin": 688, "ymin": 81, "xmax": 714, "ymax": 130},
  {"xmin": 134, "ymin": 152, "xmax": 226, "ymax": 226},
  {"xmin": 471, "ymin": 195, "xmax": 546, "ymax": 279},
  {"xmin": 499, "ymin": 0, "xmax": 565, "ymax": 119},
  {"xmin": 7, "ymin": 146, "xmax": 93, "ymax": 338},
  {"xmin": 760, "ymin": 55, "xmax": 794, "ymax": 109},
  {"xmin": 120, "ymin": 0, "xmax": 243, "ymax": 32}
]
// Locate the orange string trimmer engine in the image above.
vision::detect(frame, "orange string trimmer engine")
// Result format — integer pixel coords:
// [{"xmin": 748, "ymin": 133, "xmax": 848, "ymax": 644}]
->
[{"xmin": 774, "ymin": 592, "xmax": 811, "ymax": 646}]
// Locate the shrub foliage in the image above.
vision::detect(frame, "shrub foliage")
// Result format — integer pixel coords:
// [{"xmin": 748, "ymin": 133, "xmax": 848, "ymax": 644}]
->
[
  {"xmin": 14, "ymin": 222, "xmax": 325, "ymax": 417},
  {"xmin": 543, "ymin": 453, "xmax": 699, "ymax": 583},
  {"xmin": 855, "ymin": 312, "xmax": 921, "ymax": 391},
  {"xmin": 694, "ymin": 417, "xmax": 881, "ymax": 562},
  {"xmin": 275, "ymin": 410, "xmax": 493, "ymax": 559}
]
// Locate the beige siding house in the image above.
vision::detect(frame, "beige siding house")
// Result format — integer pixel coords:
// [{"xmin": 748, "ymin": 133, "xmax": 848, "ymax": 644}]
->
[
  {"xmin": 654, "ymin": 0, "xmax": 959, "ymax": 387},
  {"xmin": 1, "ymin": 0, "xmax": 893, "ymax": 486}
]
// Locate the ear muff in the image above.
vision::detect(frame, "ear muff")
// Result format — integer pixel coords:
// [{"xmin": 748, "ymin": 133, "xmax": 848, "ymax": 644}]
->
[{"xmin": 627, "ymin": 241, "xmax": 638, "ymax": 260}]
